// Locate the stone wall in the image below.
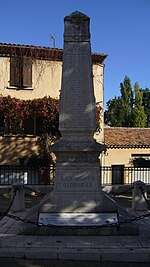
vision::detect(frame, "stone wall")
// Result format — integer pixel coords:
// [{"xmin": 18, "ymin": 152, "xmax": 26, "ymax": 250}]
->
[
  {"xmin": 0, "ymin": 136, "xmax": 38, "ymax": 165},
  {"xmin": 0, "ymin": 53, "xmax": 104, "ymax": 165},
  {"xmin": 0, "ymin": 57, "xmax": 104, "ymax": 102},
  {"xmin": 104, "ymin": 147, "xmax": 150, "ymax": 166}
]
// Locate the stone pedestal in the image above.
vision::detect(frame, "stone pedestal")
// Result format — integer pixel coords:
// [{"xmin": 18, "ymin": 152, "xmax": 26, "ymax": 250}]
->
[
  {"xmin": 11, "ymin": 182, "xmax": 25, "ymax": 212},
  {"xmin": 39, "ymin": 11, "xmax": 117, "ymax": 219},
  {"xmin": 39, "ymin": 141, "xmax": 117, "ymax": 213},
  {"xmin": 132, "ymin": 181, "xmax": 147, "ymax": 211}
]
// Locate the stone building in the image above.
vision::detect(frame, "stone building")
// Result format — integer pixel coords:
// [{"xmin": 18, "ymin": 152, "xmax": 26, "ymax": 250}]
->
[
  {"xmin": 0, "ymin": 43, "xmax": 107, "ymax": 164},
  {"xmin": 103, "ymin": 127, "xmax": 150, "ymax": 184}
]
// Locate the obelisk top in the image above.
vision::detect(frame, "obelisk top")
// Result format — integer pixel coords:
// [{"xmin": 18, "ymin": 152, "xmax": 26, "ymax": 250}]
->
[
  {"xmin": 65, "ymin": 11, "xmax": 90, "ymax": 20},
  {"xmin": 64, "ymin": 10, "xmax": 90, "ymax": 42}
]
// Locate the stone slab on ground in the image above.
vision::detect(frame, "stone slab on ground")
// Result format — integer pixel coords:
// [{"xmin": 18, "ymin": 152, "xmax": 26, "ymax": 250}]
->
[{"xmin": 20, "ymin": 222, "xmax": 139, "ymax": 236}]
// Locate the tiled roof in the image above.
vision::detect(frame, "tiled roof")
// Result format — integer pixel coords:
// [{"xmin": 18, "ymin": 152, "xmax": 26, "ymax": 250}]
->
[
  {"xmin": 104, "ymin": 127, "xmax": 150, "ymax": 149},
  {"xmin": 0, "ymin": 42, "xmax": 107, "ymax": 63}
]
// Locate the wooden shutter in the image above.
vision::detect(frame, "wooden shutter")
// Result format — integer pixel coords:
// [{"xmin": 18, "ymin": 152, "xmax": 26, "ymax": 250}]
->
[
  {"xmin": 10, "ymin": 56, "xmax": 21, "ymax": 87},
  {"xmin": 23, "ymin": 57, "xmax": 32, "ymax": 87},
  {"xmin": 10, "ymin": 56, "xmax": 32, "ymax": 88}
]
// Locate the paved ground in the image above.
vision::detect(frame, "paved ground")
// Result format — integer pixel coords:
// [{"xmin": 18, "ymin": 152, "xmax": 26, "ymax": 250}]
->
[
  {"xmin": 0, "ymin": 258, "xmax": 150, "ymax": 267},
  {"xmin": 0, "ymin": 187, "xmax": 150, "ymax": 265}
]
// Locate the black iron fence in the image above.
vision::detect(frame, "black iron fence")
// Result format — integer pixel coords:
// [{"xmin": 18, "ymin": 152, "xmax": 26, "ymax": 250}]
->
[
  {"xmin": 0, "ymin": 164, "xmax": 55, "ymax": 185},
  {"xmin": 0, "ymin": 165, "xmax": 149, "ymax": 185}
]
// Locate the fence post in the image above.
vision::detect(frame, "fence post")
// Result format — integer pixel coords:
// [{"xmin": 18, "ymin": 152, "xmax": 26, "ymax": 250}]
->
[
  {"xmin": 11, "ymin": 182, "xmax": 25, "ymax": 212},
  {"xmin": 132, "ymin": 180, "xmax": 147, "ymax": 211}
]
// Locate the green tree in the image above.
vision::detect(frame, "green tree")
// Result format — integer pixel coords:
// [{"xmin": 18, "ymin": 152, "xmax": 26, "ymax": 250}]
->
[
  {"xmin": 105, "ymin": 76, "xmax": 134, "ymax": 126},
  {"xmin": 119, "ymin": 76, "xmax": 134, "ymax": 126},
  {"xmin": 104, "ymin": 96, "xmax": 122, "ymax": 126},
  {"xmin": 141, "ymin": 88, "xmax": 150, "ymax": 127},
  {"xmin": 104, "ymin": 76, "xmax": 147, "ymax": 127},
  {"xmin": 132, "ymin": 83, "xmax": 146, "ymax": 127}
]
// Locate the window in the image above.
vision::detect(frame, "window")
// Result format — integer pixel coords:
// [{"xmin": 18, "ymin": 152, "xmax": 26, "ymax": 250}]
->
[
  {"xmin": 131, "ymin": 154, "xmax": 150, "ymax": 167},
  {"xmin": 0, "ymin": 113, "xmax": 4, "ymax": 131},
  {"xmin": 24, "ymin": 117, "xmax": 36, "ymax": 135},
  {"xmin": 112, "ymin": 165, "xmax": 124, "ymax": 184},
  {"xmin": 10, "ymin": 56, "xmax": 32, "ymax": 88}
]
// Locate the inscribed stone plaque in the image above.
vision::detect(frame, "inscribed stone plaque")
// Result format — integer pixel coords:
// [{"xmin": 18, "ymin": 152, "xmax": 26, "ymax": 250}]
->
[
  {"xmin": 55, "ymin": 167, "xmax": 100, "ymax": 192},
  {"xmin": 38, "ymin": 213, "xmax": 118, "ymax": 226}
]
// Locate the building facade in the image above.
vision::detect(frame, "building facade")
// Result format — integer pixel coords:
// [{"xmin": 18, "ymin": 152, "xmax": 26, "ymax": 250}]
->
[
  {"xmin": 0, "ymin": 43, "xmax": 107, "ymax": 164},
  {"xmin": 103, "ymin": 127, "xmax": 150, "ymax": 184}
]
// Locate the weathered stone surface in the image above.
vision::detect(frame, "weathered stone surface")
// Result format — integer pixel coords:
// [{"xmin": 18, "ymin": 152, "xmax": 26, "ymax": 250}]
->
[
  {"xmin": 59, "ymin": 11, "xmax": 96, "ymax": 140},
  {"xmin": 39, "ymin": 11, "xmax": 117, "ymax": 217},
  {"xmin": 132, "ymin": 181, "xmax": 148, "ymax": 211}
]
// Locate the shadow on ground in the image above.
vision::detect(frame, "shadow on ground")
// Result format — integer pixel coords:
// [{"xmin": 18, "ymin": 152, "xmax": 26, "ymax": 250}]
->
[
  {"xmin": 0, "ymin": 188, "xmax": 43, "ymax": 219},
  {"xmin": 0, "ymin": 258, "xmax": 150, "ymax": 267}
]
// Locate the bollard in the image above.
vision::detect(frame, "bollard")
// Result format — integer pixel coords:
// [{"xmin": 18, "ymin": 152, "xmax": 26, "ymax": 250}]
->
[
  {"xmin": 132, "ymin": 180, "xmax": 147, "ymax": 211},
  {"xmin": 11, "ymin": 182, "xmax": 25, "ymax": 212}
]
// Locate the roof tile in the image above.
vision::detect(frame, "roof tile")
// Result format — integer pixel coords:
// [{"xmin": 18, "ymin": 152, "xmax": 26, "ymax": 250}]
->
[
  {"xmin": 0, "ymin": 42, "xmax": 107, "ymax": 63},
  {"xmin": 104, "ymin": 127, "xmax": 150, "ymax": 149}
]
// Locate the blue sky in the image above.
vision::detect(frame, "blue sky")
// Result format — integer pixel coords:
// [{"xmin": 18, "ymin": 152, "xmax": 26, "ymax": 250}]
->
[{"xmin": 0, "ymin": 0, "xmax": 150, "ymax": 108}]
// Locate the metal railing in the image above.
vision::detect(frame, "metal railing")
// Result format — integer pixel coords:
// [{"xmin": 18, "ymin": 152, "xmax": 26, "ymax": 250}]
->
[
  {"xmin": 0, "ymin": 165, "xmax": 149, "ymax": 185},
  {"xmin": 101, "ymin": 166, "xmax": 150, "ymax": 185},
  {"xmin": 0, "ymin": 164, "xmax": 55, "ymax": 185}
]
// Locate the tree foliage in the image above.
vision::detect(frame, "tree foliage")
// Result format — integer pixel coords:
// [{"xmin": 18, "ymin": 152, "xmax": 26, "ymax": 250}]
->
[
  {"xmin": 132, "ymin": 83, "xmax": 146, "ymax": 127},
  {"xmin": 104, "ymin": 76, "xmax": 148, "ymax": 128},
  {"xmin": 141, "ymin": 88, "xmax": 150, "ymax": 127}
]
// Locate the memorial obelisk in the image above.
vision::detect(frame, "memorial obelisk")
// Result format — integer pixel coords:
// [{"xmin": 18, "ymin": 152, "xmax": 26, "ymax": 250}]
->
[{"xmin": 39, "ymin": 11, "xmax": 117, "ymax": 220}]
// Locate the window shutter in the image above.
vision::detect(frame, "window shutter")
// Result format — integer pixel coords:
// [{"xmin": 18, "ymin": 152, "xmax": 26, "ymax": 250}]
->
[
  {"xmin": 10, "ymin": 56, "xmax": 21, "ymax": 87},
  {"xmin": 23, "ymin": 57, "xmax": 32, "ymax": 87},
  {"xmin": 24, "ymin": 117, "xmax": 35, "ymax": 134}
]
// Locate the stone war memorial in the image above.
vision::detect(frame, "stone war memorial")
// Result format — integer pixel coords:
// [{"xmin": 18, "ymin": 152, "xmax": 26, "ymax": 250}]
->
[{"xmin": 38, "ymin": 11, "xmax": 119, "ymax": 230}]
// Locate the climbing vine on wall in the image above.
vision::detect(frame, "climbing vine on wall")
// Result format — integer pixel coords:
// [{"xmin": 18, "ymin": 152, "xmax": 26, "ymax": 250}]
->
[
  {"xmin": 0, "ymin": 95, "xmax": 102, "ymax": 138},
  {"xmin": 0, "ymin": 95, "xmax": 102, "ymax": 166},
  {"xmin": 0, "ymin": 95, "xmax": 60, "ymax": 139}
]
